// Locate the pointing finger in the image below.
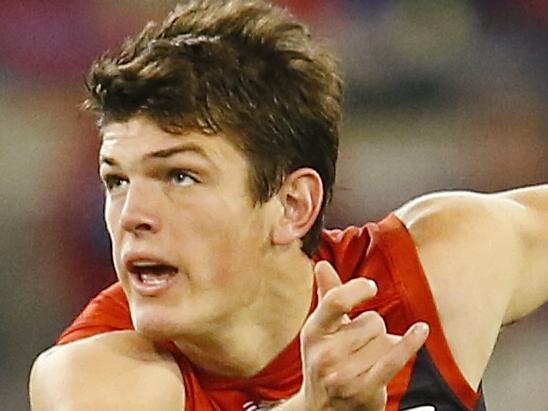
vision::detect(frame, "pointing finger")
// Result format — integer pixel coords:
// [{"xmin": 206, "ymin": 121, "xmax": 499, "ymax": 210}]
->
[
  {"xmin": 315, "ymin": 261, "xmax": 343, "ymax": 300},
  {"xmin": 309, "ymin": 277, "xmax": 378, "ymax": 334}
]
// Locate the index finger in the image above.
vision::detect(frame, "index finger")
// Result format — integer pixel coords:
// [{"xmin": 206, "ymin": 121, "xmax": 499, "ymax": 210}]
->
[
  {"xmin": 315, "ymin": 261, "xmax": 343, "ymax": 300},
  {"xmin": 309, "ymin": 276, "xmax": 378, "ymax": 334}
]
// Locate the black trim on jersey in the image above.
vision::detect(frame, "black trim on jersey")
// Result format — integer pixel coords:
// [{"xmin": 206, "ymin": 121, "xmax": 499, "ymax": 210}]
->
[{"xmin": 399, "ymin": 348, "xmax": 486, "ymax": 411}]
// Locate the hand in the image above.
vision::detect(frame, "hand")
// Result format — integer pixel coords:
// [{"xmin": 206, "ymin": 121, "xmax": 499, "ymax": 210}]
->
[{"xmin": 298, "ymin": 261, "xmax": 429, "ymax": 411}]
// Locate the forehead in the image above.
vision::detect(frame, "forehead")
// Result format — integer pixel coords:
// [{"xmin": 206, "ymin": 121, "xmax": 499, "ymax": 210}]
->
[{"xmin": 99, "ymin": 116, "xmax": 246, "ymax": 166}]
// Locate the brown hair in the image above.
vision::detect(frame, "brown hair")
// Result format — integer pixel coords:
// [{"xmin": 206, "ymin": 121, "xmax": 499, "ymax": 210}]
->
[{"xmin": 85, "ymin": 0, "xmax": 343, "ymax": 256}]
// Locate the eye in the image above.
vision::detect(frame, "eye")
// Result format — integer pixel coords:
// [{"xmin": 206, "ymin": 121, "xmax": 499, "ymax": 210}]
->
[
  {"xmin": 169, "ymin": 170, "xmax": 198, "ymax": 187},
  {"xmin": 102, "ymin": 174, "xmax": 129, "ymax": 192}
]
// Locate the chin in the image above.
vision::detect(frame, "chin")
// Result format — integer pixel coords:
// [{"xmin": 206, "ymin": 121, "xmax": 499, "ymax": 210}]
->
[
  {"xmin": 130, "ymin": 304, "xmax": 215, "ymax": 341},
  {"xmin": 130, "ymin": 306, "xmax": 185, "ymax": 340}
]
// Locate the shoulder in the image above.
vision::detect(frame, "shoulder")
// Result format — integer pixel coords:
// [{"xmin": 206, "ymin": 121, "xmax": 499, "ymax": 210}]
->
[
  {"xmin": 394, "ymin": 190, "xmax": 528, "ymax": 302},
  {"xmin": 30, "ymin": 331, "xmax": 184, "ymax": 411},
  {"xmin": 395, "ymin": 190, "xmax": 527, "ymax": 243}
]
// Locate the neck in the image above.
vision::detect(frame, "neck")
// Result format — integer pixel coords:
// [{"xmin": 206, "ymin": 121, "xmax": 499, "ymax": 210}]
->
[{"xmin": 173, "ymin": 253, "xmax": 315, "ymax": 378}]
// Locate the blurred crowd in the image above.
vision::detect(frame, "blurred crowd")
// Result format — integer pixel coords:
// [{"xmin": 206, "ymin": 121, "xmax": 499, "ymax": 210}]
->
[{"xmin": 1, "ymin": 1, "xmax": 546, "ymax": 410}]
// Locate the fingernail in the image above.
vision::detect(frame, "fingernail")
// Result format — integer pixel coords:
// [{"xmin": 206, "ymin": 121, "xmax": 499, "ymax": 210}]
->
[
  {"xmin": 414, "ymin": 322, "xmax": 429, "ymax": 336},
  {"xmin": 368, "ymin": 280, "xmax": 378, "ymax": 293}
]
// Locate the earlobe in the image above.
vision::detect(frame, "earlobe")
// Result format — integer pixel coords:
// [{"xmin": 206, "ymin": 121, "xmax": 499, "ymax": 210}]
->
[{"xmin": 272, "ymin": 168, "xmax": 324, "ymax": 246}]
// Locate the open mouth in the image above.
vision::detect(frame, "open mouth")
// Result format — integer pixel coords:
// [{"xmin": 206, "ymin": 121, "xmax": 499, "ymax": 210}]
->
[
  {"xmin": 131, "ymin": 263, "xmax": 178, "ymax": 284},
  {"xmin": 126, "ymin": 261, "xmax": 179, "ymax": 294}
]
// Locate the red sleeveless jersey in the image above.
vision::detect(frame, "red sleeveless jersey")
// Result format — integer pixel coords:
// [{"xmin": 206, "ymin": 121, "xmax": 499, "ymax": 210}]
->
[{"xmin": 57, "ymin": 213, "xmax": 485, "ymax": 411}]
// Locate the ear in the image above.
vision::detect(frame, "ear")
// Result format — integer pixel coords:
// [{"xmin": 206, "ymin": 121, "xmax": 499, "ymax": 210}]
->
[{"xmin": 271, "ymin": 168, "xmax": 324, "ymax": 246}]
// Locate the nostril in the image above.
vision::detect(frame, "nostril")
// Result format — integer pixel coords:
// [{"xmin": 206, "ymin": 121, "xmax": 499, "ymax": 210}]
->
[
  {"xmin": 135, "ymin": 222, "xmax": 153, "ymax": 231},
  {"xmin": 120, "ymin": 214, "xmax": 160, "ymax": 234}
]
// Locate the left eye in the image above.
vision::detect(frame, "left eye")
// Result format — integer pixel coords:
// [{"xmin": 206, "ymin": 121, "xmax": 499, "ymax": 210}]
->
[{"xmin": 169, "ymin": 170, "xmax": 197, "ymax": 187}]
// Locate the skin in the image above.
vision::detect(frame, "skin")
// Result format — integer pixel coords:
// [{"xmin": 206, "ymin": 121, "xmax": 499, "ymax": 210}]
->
[
  {"xmin": 293, "ymin": 262, "xmax": 429, "ymax": 411},
  {"xmin": 29, "ymin": 117, "xmax": 548, "ymax": 411},
  {"xmin": 395, "ymin": 188, "xmax": 548, "ymax": 388},
  {"xmin": 98, "ymin": 116, "xmax": 317, "ymax": 377},
  {"xmin": 30, "ymin": 332, "xmax": 184, "ymax": 411}
]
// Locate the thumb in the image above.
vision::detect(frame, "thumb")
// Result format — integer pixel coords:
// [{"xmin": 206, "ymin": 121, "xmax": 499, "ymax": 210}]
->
[{"xmin": 314, "ymin": 260, "xmax": 342, "ymax": 300}]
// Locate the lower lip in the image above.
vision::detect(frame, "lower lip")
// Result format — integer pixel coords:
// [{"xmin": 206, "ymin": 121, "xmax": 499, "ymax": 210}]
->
[{"xmin": 128, "ymin": 272, "xmax": 180, "ymax": 297}]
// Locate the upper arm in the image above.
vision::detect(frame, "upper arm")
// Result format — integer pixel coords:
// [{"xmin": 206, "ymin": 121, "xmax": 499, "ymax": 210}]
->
[
  {"xmin": 30, "ymin": 331, "xmax": 184, "ymax": 411},
  {"xmin": 397, "ymin": 188, "xmax": 548, "ymax": 324},
  {"xmin": 496, "ymin": 185, "xmax": 548, "ymax": 322},
  {"xmin": 395, "ymin": 188, "xmax": 548, "ymax": 387}
]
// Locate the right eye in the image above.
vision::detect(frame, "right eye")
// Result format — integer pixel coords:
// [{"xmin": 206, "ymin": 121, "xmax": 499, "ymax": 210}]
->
[{"xmin": 102, "ymin": 174, "xmax": 129, "ymax": 192}]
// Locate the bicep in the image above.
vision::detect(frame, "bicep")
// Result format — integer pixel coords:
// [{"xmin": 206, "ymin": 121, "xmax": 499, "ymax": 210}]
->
[{"xmin": 30, "ymin": 332, "xmax": 184, "ymax": 411}]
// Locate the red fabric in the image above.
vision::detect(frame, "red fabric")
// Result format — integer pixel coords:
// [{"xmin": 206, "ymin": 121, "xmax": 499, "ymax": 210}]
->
[
  {"xmin": 373, "ymin": 215, "xmax": 480, "ymax": 409},
  {"xmin": 57, "ymin": 213, "xmax": 480, "ymax": 410},
  {"xmin": 57, "ymin": 283, "xmax": 133, "ymax": 342}
]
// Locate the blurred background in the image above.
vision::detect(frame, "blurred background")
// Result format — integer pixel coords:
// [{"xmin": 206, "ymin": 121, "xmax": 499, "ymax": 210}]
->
[{"xmin": 1, "ymin": 0, "xmax": 546, "ymax": 409}]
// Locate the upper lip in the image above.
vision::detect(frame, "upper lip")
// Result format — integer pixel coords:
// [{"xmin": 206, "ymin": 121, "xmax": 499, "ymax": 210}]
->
[{"xmin": 122, "ymin": 252, "xmax": 178, "ymax": 274}]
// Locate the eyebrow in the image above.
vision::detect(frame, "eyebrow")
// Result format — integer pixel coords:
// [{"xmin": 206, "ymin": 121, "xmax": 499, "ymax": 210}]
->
[{"xmin": 99, "ymin": 143, "xmax": 213, "ymax": 166}]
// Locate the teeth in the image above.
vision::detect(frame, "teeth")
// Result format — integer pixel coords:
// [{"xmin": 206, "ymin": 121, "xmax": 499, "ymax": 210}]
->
[
  {"xmin": 133, "ymin": 261, "xmax": 162, "ymax": 267},
  {"xmin": 140, "ymin": 273, "xmax": 171, "ymax": 285}
]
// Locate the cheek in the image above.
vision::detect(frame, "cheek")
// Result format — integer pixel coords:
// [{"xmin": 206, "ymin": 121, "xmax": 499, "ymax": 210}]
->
[
  {"xmin": 211, "ymin": 260, "xmax": 243, "ymax": 287},
  {"xmin": 105, "ymin": 196, "xmax": 126, "ymax": 237},
  {"xmin": 104, "ymin": 198, "xmax": 123, "ymax": 271},
  {"xmin": 208, "ymin": 226, "xmax": 267, "ymax": 288},
  {"xmin": 104, "ymin": 197, "xmax": 117, "ymax": 234},
  {"xmin": 177, "ymin": 219, "xmax": 246, "ymax": 286},
  {"xmin": 173, "ymin": 193, "xmax": 268, "ymax": 284}
]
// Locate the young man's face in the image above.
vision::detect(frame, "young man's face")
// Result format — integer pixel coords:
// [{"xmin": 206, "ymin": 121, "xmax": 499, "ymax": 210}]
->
[{"xmin": 99, "ymin": 116, "xmax": 279, "ymax": 339}]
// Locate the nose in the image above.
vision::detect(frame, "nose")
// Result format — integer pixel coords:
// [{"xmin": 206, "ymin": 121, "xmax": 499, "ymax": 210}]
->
[{"xmin": 119, "ymin": 181, "xmax": 161, "ymax": 235}]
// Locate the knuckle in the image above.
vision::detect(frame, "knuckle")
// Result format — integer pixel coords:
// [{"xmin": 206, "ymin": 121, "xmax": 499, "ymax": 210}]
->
[
  {"xmin": 322, "ymin": 373, "xmax": 351, "ymax": 398},
  {"xmin": 335, "ymin": 382, "xmax": 357, "ymax": 399},
  {"xmin": 400, "ymin": 335, "xmax": 416, "ymax": 352},
  {"xmin": 324, "ymin": 292, "xmax": 349, "ymax": 313},
  {"xmin": 309, "ymin": 347, "xmax": 338, "ymax": 378},
  {"xmin": 359, "ymin": 311, "xmax": 386, "ymax": 334},
  {"xmin": 379, "ymin": 356, "xmax": 405, "ymax": 381},
  {"xmin": 371, "ymin": 314, "xmax": 387, "ymax": 334},
  {"xmin": 384, "ymin": 356, "xmax": 401, "ymax": 370},
  {"xmin": 300, "ymin": 323, "xmax": 314, "ymax": 345},
  {"xmin": 349, "ymin": 278, "xmax": 376, "ymax": 298},
  {"xmin": 356, "ymin": 310, "xmax": 376, "ymax": 322},
  {"xmin": 328, "ymin": 380, "xmax": 366, "ymax": 402}
]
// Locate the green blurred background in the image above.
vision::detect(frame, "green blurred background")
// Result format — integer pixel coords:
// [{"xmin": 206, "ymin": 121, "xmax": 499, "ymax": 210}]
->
[{"xmin": 1, "ymin": 1, "xmax": 547, "ymax": 409}]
